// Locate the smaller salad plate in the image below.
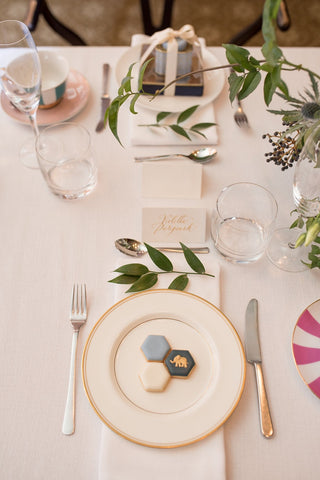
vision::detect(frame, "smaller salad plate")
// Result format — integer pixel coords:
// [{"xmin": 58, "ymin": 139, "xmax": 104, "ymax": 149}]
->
[
  {"xmin": 1, "ymin": 69, "xmax": 89, "ymax": 126},
  {"xmin": 292, "ymin": 299, "xmax": 320, "ymax": 398}
]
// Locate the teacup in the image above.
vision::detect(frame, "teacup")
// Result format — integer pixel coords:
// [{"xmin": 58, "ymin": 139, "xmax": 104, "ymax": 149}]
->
[{"xmin": 39, "ymin": 50, "xmax": 69, "ymax": 108}]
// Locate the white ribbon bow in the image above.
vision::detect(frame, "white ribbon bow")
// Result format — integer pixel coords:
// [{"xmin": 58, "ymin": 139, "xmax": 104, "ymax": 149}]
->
[{"xmin": 140, "ymin": 24, "xmax": 201, "ymax": 96}]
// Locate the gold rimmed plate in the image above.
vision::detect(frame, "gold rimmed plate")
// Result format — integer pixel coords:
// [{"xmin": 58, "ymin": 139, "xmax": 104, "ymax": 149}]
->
[{"xmin": 82, "ymin": 290, "xmax": 245, "ymax": 448}]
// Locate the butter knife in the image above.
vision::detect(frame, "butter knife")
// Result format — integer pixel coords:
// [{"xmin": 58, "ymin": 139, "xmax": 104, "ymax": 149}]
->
[
  {"xmin": 95, "ymin": 63, "xmax": 110, "ymax": 133},
  {"xmin": 245, "ymin": 298, "xmax": 274, "ymax": 438}
]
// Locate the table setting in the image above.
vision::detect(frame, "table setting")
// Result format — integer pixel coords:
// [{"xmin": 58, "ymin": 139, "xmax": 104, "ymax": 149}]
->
[{"xmin": 1, "ymin": 9, "xmax": 320, "ymax": 480}]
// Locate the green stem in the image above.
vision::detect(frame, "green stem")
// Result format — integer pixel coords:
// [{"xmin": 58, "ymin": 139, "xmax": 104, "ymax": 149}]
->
[
  {"xmin": 153, "ymin": 62, "xmax": 241, "ymax": 97},
  {"xmin": 137, "ymin": 123, "xmax": 209, "ymax": 139},
  {"xmin": 283, "ymin": 58, "xmax": 320, "ymax": 81}
]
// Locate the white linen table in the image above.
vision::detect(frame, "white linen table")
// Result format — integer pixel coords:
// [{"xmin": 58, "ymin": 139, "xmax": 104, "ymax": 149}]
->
[{"xmin": 0, "ymin": 46, "xmax": 319, "ymax": 480}]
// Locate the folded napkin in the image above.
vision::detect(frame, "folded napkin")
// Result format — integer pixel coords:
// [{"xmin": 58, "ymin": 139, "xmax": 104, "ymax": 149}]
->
[
  {"xmin": 99, "ymin": 253, "xmax": 225, "ymax": 480},
  {"xmin": 130, "ymin": 34, "xmax": 218, "ymax": 146}
]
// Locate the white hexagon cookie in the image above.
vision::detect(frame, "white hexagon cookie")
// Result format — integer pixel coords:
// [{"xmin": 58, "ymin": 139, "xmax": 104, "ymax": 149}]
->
[{"xmin": 139, "ymin": 362, "xmax": 171, "ymax": 392}]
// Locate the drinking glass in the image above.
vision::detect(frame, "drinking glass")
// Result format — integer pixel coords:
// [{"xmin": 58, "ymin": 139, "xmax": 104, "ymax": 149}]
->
[
  {"xmin": 267, "ymin": 124, "xmax": 320, "ymax": 272},
  {"xmin": 211, "ymin": 182, "xmax": 278, "ymax": 263},
  {"xmin": 36, "ymin": 122, "xmax": 97, "ymax": 200},
  {"xmin": 0, "ymin": 20, "xmax": 41, "ymax": 168}
]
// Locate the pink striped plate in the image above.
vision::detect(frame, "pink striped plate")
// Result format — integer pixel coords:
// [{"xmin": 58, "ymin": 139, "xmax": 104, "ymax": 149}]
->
[{"xmin": 292, "ymin": 299, "xmax": 320, "ymax": 399}]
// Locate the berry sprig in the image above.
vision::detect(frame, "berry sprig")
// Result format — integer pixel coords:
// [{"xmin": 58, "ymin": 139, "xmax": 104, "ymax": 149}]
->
[{"xmin": 263, "ymin": 127, "xmax": 301, "ymax": 171}]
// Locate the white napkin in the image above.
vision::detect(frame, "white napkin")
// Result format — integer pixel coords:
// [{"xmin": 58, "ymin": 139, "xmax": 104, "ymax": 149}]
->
[
  {"xmin": 130, "ymin": 34, "xmax": 218, "ymax": 146},
  {"xmin": 99, "ymin": 253, "xmax": 225, "ymax": 480}
]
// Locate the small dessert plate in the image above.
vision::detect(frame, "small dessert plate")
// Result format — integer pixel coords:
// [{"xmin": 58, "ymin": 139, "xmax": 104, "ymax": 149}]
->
[
  {"xmin": 1, "ymin": 69, "xmax": 89, "ymax": 126},
  {"xmin": 292, "ymin": 299, "xmax": 320, "ymax": 399}
]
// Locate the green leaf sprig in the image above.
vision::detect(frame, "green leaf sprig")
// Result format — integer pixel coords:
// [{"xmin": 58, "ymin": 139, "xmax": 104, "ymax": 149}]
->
[
  {"xmin": 109, "ymin": 242, "xmax": 215, "ymax": 293},
  {"xmin": 138, "ymin": 105, "xmax": 215, "ymax": 141},
  {"xmin": 292, "ymin": 213, "xmax": 320, "ymax": 269},
  {"xmin": 104, "ymin": 59, "xmax": 153, "ymax": 145}
]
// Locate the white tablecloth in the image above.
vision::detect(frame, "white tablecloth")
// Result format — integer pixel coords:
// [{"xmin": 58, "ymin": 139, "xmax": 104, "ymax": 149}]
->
[{"xmin": 1, "ymin": 46, "xmax": 320, "ymax": 480}]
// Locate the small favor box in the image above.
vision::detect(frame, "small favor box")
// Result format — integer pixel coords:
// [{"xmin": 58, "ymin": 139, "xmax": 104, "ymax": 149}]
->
[{"xmin": 140, "ymin": 43, "xmax": 204, "ymax": 96}]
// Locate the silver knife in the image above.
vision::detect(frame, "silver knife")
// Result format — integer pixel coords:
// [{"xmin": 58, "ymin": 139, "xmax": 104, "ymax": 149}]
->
[
  {"xmin": 245, "ymin": 298, "xmax": 274, "ymax": 438},
  {"xmin": 95, "ymin": 63, "xmax": 110, "ymax": 132}
]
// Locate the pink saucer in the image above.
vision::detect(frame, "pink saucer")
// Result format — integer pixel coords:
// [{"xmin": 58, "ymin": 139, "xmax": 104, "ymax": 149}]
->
[{"xmin": 1, "ymin": 69, "xmax": 90, "ymax": 126}]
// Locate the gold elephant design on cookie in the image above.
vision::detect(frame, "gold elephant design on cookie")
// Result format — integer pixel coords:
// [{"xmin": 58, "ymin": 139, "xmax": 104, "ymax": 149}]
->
[{"xmin": 170, "ymin": 355, "xmax": 188, "ymax": 368}]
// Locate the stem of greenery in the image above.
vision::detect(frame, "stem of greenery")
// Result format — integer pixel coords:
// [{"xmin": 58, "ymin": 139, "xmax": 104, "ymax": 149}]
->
[
  {"xmin": 109, "ymin": 243, "xmax": 216, "ymax": 292},
  {"xmin": 283, "ymin": 59, "xmax": 320, "ymax": 80}
]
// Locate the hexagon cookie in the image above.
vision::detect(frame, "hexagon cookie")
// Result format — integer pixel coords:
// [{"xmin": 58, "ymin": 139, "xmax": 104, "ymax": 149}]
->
[
  {"xmin": 139, "ymin": 362, "xmax": 171, "ymax": 392},
  {"xmin": 141, "ymin": 334, "xmax": 170, "ymax": 362},
  {"xmin": 165, "ymin": 349, "xmax": 195, "ymax": 377}
]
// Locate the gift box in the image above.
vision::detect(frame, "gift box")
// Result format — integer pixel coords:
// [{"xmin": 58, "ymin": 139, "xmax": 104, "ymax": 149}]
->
[
  {"xmin": 140, "ymin": 44, "xmax": 204, "ymax": 96},
  {"xmin": 139, "ymin": 25, "xmax": 204, "ymax": 97}
]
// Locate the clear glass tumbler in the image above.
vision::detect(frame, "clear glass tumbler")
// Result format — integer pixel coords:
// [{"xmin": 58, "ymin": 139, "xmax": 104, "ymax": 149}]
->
[
  {"xmin": 36, "ymin": 122, "xmax": 97, "ymax": 199},
  {"xmin": 211, "ymin": 182, "xmax": 278, "ymax": 263}
]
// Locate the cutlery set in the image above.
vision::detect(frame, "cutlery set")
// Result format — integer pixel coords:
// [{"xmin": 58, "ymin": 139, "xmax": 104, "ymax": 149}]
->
[{"xmin": 62, "ymin": 283, "xmax": 273, "ymax": 439}]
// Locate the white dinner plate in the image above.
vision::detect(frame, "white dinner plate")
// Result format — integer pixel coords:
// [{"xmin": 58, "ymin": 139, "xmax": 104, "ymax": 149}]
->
[
  {"xmin": 82, "ymin": 289, "xmax": 245, "ymax": 448},
  {"xmin": 1, "ymin": 69, "xmax": 90, "ymax": 126},
  {"xmin": 292, "ymin": 298, "xmax": 320, "ymax": 399},
  {"xmin": 115, "ymin": 45, "xmax": 225, "ymax": 112}
]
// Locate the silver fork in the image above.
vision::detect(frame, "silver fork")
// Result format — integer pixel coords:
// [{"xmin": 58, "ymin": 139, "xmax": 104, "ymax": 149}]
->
[
  {"xmin": 62, "ymin": 284, "xmax": 87, "ymax": 435},
  {"xmin": 234, "ymin": 96, "xmax": 249, "ymax": 127}
]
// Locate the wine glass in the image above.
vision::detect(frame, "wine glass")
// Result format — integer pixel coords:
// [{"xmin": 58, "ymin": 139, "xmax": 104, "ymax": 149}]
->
[
  {"xmin": 267, "ymin": 124, "xmax": 320, "ymax": 272},
  {"xmin": 0, "ymin": 20, "xmax": 41, "ymax": 168}
]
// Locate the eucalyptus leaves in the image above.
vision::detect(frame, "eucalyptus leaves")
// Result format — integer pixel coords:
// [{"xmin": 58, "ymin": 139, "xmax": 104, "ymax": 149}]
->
[
  {"xmin": 138, "ymin": 105, "xmax": 215, "ymax": 141},
  {"xmin": 109, "ymin": 243, "xmax": 214, "ymax": 293}
]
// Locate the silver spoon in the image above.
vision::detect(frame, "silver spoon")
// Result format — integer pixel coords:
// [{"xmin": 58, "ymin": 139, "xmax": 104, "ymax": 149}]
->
[
  {"xmin": 134, "ymin": 146, "xmax": 217, "ymax": 164},
  {"xmin": 115, "ymin": 238, "xmax": 209, "ymax": 257}
]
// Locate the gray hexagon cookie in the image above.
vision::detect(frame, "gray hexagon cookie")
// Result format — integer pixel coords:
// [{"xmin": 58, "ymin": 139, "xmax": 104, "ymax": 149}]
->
[{"xmin": 141, "ymin": 334, "xmax": 171, "ymax": 361}]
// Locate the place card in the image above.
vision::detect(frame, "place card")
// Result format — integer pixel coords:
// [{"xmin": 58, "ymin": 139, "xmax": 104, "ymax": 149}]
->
[
  {"xmin": 142, "ymin": 207, "xmax": 206, "ymax": 243},
  {"xmin": 141, "ymin": 162, "xmax": 202, "ymax": 198}
]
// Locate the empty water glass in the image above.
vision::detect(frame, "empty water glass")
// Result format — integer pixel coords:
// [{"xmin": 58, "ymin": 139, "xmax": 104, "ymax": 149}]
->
[
  {"xmin": 36, "ymin": 122, "xmax": 97, "ymax": 199},
  {"xmin": 211, "ymin": 182, "xmax": 278, "ymax": 263}
]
